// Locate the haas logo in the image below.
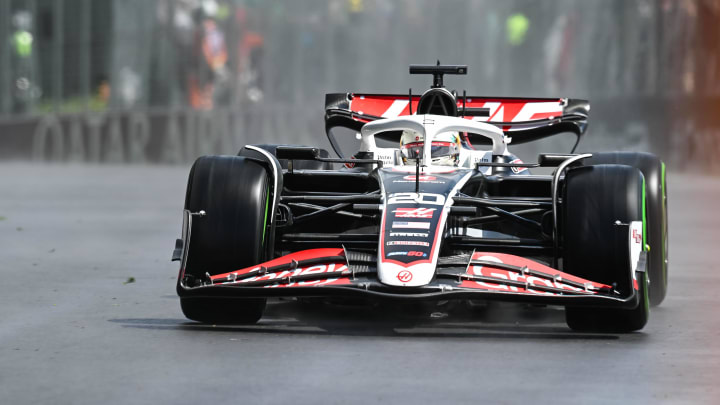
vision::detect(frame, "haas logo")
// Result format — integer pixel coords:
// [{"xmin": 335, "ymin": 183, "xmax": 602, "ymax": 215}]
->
[
  {"xmin": 632, "ymin": 229, "xmax": 642, "ymax": 244},
  {"xmin": 397, "ymin": 270, "xmax": 413, "ymax": 282},
  {"xmin": 393, "ymin": 208, "xmax": 435, "ymax": 218}
]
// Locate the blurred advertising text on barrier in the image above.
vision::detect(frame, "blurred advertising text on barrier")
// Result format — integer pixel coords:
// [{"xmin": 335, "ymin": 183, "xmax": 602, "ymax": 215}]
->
[{"xmin": 0, "ymin": 0, "xmax": 718, "ymax": 172}]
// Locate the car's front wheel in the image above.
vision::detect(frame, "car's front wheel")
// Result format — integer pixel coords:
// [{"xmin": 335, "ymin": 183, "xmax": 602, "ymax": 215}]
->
[
  {"xmin": 563, "ymin": 164, "xmax": 650, "ymax": 332},
  {"xmin": 179, "ymin": 155, "xmax": 271, "ymax": 324},
  {"xmin": 587, "ymin": 152, "xmax": 668, "ymax": 306}
]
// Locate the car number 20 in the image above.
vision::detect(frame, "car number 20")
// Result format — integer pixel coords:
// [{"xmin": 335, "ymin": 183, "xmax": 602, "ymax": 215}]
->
[{"xmin": 387, "ymin": 193, "xmax": 445, "ymax": 206}]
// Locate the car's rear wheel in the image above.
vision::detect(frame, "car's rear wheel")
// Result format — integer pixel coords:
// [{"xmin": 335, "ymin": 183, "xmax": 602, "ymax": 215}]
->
[
  {"xmin": 180, "ymin": 155, "xmax": 271, "ymax": 324},
  {"xmin": 587, "ymin": 152, "xmax": 668, "ymax": 306},
  {"xmin": 563, "ymin": 164, "xmax": 650, "ymax": 332}
]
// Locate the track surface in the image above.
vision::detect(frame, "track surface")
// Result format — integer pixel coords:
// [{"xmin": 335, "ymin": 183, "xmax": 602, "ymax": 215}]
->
[{"xmin": 1, "ymin": 163, "xmax": 718, "ymax": 404}]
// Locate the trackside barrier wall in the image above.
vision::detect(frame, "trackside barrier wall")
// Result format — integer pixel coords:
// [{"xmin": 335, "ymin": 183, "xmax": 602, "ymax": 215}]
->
[
  {"xmin": 0, "ymin": 99, "xmax": 714, "ymax": 171},
  {"xmin": 0, "ymin": 0, "xmax": 719, "ymax": 170}
]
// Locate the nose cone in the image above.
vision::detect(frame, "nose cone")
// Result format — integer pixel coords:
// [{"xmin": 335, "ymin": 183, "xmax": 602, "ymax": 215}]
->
[
  {"xmin": 375, "ymin": 166, "xmax": 474, "ymax": 288},
  {"xmin": 377, "ymin": 261, "xmax": 436, "ymax": 287}
]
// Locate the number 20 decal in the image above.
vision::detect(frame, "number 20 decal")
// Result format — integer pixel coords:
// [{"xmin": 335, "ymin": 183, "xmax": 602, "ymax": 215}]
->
[{"xmin": 387, "ymin": 193, "xmax": 445, "ymax": 206}]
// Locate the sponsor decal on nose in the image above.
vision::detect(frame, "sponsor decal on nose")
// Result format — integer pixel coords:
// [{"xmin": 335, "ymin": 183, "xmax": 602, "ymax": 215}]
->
[
  {"xmin": 392, "ymin": 221, "xmax": 431, "ymax": 230},
  {"xmin": 387, "ymin": 251, "xmax": 408, "ymax": 257},
  {"xmin": 389, "ymin": 232, "xmax": 429, "ymax": 238},
  {"xmin": 386, "ymin": 240, "xmax": 430, "ymax": 247}
]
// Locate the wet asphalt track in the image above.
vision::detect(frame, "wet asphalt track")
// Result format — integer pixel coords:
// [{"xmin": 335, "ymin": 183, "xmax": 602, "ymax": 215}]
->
[{"xmin": 0, "ymin": 163, "xmax": 719, "ymax": 404}]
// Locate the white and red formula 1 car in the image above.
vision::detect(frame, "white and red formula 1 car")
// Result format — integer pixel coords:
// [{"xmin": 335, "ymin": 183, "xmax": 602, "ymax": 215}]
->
[{"xmin": 172, "ymin": 64, "xmax": 668, "ymax": 332}]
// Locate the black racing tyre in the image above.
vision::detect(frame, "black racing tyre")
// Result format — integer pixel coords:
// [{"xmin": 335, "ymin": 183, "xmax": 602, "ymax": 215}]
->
[
  {"xmin": 563, "ymin": 164, "xmax": 650, "ymax": 332},
  {"xmin": 180, "ymin": 155, "xmax": 270, "ymax": 324},
  {"xmin": 241, "ymin": 144, "xmax": 333, "ymax": 170},
  {"xmin": 587, "ymin": 152, "xmax": 668, "ymax": 306}
]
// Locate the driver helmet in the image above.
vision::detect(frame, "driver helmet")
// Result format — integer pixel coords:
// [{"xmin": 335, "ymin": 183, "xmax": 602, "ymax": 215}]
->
[{"xmin": 400, "ymin": 130, "xmax": 461, "ymax": 166}]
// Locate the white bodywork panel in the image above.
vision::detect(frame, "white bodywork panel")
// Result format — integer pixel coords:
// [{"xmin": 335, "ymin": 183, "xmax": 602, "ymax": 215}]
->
[{"xmin": 629, "ymin": 221, "xmax": 644, "ymax": 273}]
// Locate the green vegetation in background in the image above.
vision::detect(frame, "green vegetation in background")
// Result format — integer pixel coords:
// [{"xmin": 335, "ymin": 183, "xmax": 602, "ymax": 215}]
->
[{"xmin": 34, "ymin": 95, "xmax": 109, "ymax": 115}]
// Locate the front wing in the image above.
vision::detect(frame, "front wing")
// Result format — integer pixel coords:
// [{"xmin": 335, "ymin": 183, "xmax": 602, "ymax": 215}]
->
[{"xmin": 178, "ymin": 248, "xmax": 643, "ymax": 309}]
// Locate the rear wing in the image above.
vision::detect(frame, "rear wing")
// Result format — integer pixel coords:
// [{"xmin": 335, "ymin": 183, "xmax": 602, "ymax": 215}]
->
[{"xmin": 325, "ymin": 93, "xmax": 589, "ymax": 157}]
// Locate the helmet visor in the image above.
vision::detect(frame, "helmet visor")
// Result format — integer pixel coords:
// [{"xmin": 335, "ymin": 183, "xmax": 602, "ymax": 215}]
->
[{"xmin": 401, "ymin": 141, "xmax": 456, "ymax": 161}]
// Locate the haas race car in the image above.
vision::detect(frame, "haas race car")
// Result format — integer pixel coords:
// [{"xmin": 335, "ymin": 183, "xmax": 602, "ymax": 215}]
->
[{"xmin": 172, "ymin": 64, "xmax": 668, "ymax": 332}]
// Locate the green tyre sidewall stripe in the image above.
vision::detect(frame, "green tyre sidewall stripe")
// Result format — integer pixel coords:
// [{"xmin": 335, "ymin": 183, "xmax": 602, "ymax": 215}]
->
[
  {"xmin": 642, "ymin": 177, "xmax": 647, "ymax": 247},
  {"xmin": 641, "ymin": 176, "xmax": 650, "ymax": 313},
  {"xmin": 262, "ymin": 185, "xmax": 270, "ymax": 245},
  {"xmin": 661, "ymin": 161, "xmax": 668, "ymax": 289}
]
